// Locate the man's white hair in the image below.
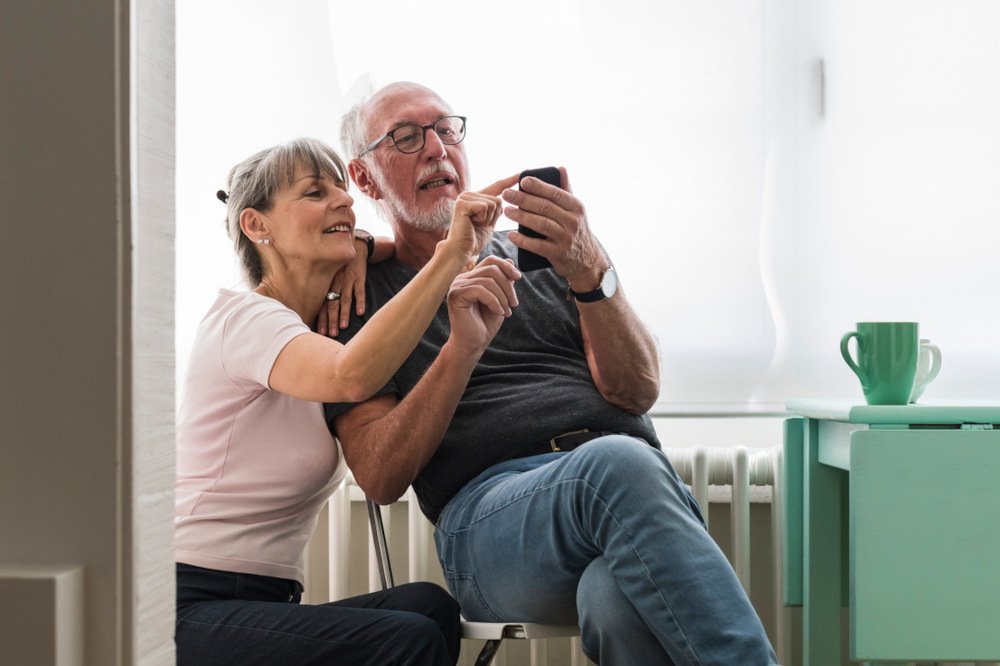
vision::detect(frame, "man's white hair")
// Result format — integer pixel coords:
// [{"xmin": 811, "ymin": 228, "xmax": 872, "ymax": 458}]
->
[{"xmin": 339, "ymin": 82, "xmax": 462, "ymax": 232}]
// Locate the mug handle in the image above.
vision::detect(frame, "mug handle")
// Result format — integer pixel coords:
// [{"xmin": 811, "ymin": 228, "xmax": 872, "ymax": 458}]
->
[
  {"xmin": 922, "ymin": 342, "xmax": 942, "ymax": 385},
  {"xmin": 840, "ymin": 331, "xmax": 869, "ymax": 389}
]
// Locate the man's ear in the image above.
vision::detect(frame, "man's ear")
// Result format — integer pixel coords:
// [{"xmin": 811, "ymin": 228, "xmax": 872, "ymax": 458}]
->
[
  {"xmin": 239, "ymin": 208, "xmax": 269, "ymax": 243},
  {"xmin": 349, "ymin": 159, "xmax": 382, "ymax": 201}
]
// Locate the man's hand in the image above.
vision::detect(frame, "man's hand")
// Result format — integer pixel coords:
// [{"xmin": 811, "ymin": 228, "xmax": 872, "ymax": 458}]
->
[
  {"xmin": 502, "ymin": 168, "xmax": 660, "ymax": 412},
  {"xmin": 446, "ymin": 255, "xmax": 521, "ymax": 354},
  {"xmin": 502, "ymin": 167, "xmax": 607, "ymax": 292}
]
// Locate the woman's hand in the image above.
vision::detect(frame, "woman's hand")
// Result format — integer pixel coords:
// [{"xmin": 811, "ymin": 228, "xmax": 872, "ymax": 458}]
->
[
  {"xmin": 316, "ymin": 237, "xmax": 369, "ymax": 337},
  {"xmin": 443, "ymin": 175, "xmax": 518, "ymax": 261}
]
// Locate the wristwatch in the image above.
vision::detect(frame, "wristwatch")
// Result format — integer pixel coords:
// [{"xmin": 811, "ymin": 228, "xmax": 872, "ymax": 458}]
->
[
  {"xmin": 353, "ymin": 228, "xmax": 375, "ymax": 261},
  {"xmin": 570, "ymin": 265, "xmax": 618, "ymax": 303}
]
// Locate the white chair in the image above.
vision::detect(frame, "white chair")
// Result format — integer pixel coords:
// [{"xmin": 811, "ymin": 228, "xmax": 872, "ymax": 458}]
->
[{"xmin": 364, "ymin": 497, "xmax": 580, "ymax": 666}]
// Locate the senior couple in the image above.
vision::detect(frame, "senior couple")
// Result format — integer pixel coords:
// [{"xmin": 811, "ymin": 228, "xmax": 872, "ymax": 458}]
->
[{"xmin": 174, "ymin": 80, "xmax": 778, "ymax": 666}]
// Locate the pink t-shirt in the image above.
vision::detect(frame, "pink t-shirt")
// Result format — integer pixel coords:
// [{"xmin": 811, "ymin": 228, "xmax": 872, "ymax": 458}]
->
[{"xmin": 175, "ymin": 289, "xmax": 347, "ymax": 583}]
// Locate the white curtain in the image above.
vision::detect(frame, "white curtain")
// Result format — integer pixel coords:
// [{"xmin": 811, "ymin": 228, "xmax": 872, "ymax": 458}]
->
[
  {"xmin": 176, "ymin": 0, "xmax": 1000, "ymax": 409},
  {"xmin": 765, "ymin": 0, "xmax": 1000, "ymax": 402}
]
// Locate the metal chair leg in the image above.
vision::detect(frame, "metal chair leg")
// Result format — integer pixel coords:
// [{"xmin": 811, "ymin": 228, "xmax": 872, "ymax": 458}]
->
[
  {"xmin": 474, "ymin": 639, "xmax": 502, "ymax": 666},
  {"xmin": 366, "ymin": 498, "xmax": 394, "ymax": 589}
]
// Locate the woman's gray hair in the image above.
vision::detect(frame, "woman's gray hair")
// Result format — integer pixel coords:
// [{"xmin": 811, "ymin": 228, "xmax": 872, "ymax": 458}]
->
[{"xmin": 222, "ymin": 138, "xmax": 348, "ymax": 286}]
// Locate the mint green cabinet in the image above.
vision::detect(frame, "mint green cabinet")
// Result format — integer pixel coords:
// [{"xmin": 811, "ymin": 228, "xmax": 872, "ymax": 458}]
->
[{"xmin": 783, "ymin": 400, "xmax": 1000, "ymax": 664}]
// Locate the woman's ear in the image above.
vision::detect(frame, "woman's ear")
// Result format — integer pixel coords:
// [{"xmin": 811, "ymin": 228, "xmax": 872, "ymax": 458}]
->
[
  {"xmin": 239, "ymin": 208, "xmax": 270, "ymax": 244},
  {"xmin": 349, "ymin": 159, "xmax": 381, "ymax": 201}
]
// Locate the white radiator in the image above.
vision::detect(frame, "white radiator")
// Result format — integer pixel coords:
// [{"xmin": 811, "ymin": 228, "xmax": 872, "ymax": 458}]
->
[{"xmin": 303, "ymin": 446, "xmax": 785, "ymax": 666}]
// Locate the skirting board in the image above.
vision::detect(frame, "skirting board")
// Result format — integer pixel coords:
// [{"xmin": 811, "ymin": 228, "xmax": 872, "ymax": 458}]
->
[{"xmin": 0, "ymin": 564, "xmax": 84, "ymax": 666}]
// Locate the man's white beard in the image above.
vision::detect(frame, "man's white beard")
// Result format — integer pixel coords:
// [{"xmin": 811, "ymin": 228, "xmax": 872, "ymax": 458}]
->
[
  {"xmin": 380, "ymin": 194, "xmax": 454, "ymax": 232},
  {"xmin": 369, "ymin": 163, "xmax": 455, "ymax": 232}
]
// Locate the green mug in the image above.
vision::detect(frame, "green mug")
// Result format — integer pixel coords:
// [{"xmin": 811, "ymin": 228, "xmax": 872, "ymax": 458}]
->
[{"xmin": 840, "ymin": 322, "xmax": 919, "ymax": 405}]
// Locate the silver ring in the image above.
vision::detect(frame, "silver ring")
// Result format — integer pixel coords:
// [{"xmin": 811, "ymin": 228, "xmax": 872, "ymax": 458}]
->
[{"xmin": 326, "ymin": 290, "xmax": 341, "ymax": 301}]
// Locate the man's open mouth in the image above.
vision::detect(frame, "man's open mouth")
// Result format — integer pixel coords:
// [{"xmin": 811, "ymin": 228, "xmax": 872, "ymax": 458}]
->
[{"xmin": 419, "ymin": 177, "xmax": 454, "ymax": 191}]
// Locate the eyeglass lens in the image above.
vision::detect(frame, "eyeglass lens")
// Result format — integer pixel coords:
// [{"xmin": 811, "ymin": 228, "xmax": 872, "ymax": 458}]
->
[{"xmin": 391, "ymin": 117, "xmax": 465, "ymax": 154}]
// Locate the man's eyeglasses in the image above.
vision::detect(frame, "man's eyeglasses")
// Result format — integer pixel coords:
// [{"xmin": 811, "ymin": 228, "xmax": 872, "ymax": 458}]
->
[{"xmin": 359, "ymin": 116, "xmax": 466, "ymax": 158}]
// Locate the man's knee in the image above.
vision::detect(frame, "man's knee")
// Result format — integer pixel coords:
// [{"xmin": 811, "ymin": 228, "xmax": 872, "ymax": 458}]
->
[
  {"xmin": 568, "ymin": 436, "xmax": 702, "ymax": 523},
  {"xmin": 571, "ymin": 435, "xmax": 667, "ymax": 484}
]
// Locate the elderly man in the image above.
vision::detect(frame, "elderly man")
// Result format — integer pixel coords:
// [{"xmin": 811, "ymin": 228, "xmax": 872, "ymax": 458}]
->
[{"xmin": 325, "ymin": 81, "xmax": 777, "ymax": 665}]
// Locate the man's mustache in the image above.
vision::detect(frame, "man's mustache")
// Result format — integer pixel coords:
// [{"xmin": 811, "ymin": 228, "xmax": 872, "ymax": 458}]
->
[{"xmin": 416, "ymin": 162, "xmax": 460, "ymax": 185}]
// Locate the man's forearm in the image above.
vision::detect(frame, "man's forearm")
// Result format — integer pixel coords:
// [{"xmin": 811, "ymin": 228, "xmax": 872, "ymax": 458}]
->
[
  {"xmin": 578, "ymin": 290, "xmax": 660, "ymax": 414},
  {"xmin": 338, "ymin": 339, "xmax": 481, "ymax": 504}
]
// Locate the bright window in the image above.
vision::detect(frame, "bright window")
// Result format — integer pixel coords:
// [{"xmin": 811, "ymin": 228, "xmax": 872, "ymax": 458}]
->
[{"xmin": 177, "ymin": 1, "xmax": 1000, "ymax": 423}]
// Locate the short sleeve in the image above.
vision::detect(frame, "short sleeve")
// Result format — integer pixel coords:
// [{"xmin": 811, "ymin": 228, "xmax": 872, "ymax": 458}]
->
[{"xmin": 220, "ymin": 296, "xmax": 311, "ymax": 388}]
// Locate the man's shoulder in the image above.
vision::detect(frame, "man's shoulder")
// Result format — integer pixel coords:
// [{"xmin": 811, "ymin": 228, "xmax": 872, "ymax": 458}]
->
[{"xmin": 367, "ymin": 257, "xmax": 416, "ymax": 297}]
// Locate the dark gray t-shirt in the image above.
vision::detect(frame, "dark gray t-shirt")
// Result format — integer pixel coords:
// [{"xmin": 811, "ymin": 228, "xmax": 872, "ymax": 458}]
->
[{"xmin": 325, "ymin": 233, "xmax": 660, "ymax": 522}]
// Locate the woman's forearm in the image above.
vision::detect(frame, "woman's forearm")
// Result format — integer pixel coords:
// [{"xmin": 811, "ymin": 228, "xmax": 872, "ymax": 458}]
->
[
  {"xmin": 269, "ymin": 192, "xmax": 504, "ymax": 404},
  {"xmin": 329, "ymin": 242, "xmax": 471, "ymax": 400}
]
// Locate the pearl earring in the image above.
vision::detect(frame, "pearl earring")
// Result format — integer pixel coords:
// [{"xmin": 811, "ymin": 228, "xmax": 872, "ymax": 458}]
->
[{"xmin": 256, "ymin": 238, "xmax": 271, "ymax": 246}]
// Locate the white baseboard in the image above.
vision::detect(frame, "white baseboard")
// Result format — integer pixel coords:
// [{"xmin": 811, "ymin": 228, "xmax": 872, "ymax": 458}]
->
[{"xmin": 0, "ymin": 564, "xmax": 84, "ymax": 666}]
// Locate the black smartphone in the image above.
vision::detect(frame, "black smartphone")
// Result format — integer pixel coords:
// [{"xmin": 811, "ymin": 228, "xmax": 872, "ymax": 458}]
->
[{"xmin": 516, "ymin": 166, "xmax": 561, "ymax": 271}]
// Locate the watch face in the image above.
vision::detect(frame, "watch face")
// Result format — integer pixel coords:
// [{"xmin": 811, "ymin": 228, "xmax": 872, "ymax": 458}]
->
[
  {"xmin": 601, "ymin": 267, "xmax": 618, "ymax": 298},
  {"xmin": 571, "ymin": 265, "xmax": 617, "ymax": 302}
]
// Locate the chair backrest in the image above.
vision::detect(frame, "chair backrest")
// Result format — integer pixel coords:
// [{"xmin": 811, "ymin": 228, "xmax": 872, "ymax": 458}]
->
[{"xmin": 365, "ymin": 497, "xmax": 395, "ymax": 590}]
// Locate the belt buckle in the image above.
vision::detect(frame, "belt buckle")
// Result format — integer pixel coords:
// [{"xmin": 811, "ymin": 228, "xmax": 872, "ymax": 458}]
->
[{"xmin": 549, "ymin": 428, "xmax": 590, "ymax": 452}]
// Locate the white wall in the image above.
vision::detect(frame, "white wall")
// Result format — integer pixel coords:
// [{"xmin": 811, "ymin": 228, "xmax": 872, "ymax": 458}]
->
[{"xmin": 0, "ymin": 0, "xmax": 175, "ymax": 664}]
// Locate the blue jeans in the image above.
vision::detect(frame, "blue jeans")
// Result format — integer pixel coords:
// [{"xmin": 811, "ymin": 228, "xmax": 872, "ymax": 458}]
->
[
  {"xmin": 434, "ymin": 436, "xmax": 777, "ymax": 665},
  {"xmin": 176, "ymin": 563, "xmax": 460, "ymax": 665}
]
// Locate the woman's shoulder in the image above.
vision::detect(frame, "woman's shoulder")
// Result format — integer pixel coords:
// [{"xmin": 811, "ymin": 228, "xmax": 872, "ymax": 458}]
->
[
  {"xmin": 200, "ymin": 289, "xmax": 304, "ymax": 338},
  {"xmin": 213, "ymin": 288, "xmax": 289, "ymax": 316},
  {"xmin": 214, "ymin": 287, "xmax": 270, "ymax": 309}
]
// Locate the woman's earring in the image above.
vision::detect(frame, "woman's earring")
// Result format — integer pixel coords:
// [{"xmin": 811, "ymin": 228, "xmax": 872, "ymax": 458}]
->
[{"xmin": 256, "ymin": 238, "xmax": 271, "ymax": 246}]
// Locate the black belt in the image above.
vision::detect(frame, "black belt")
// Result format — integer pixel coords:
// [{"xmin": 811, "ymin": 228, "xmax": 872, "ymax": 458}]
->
[{"xmin": 545, "ymin": 429, "xmax": 617, "ymax": 453}]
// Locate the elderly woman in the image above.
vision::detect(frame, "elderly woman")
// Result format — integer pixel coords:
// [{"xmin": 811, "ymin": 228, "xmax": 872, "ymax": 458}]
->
[{"xmin": 174, "ymin": 138, "xmax": 519, "ymax": 665}]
